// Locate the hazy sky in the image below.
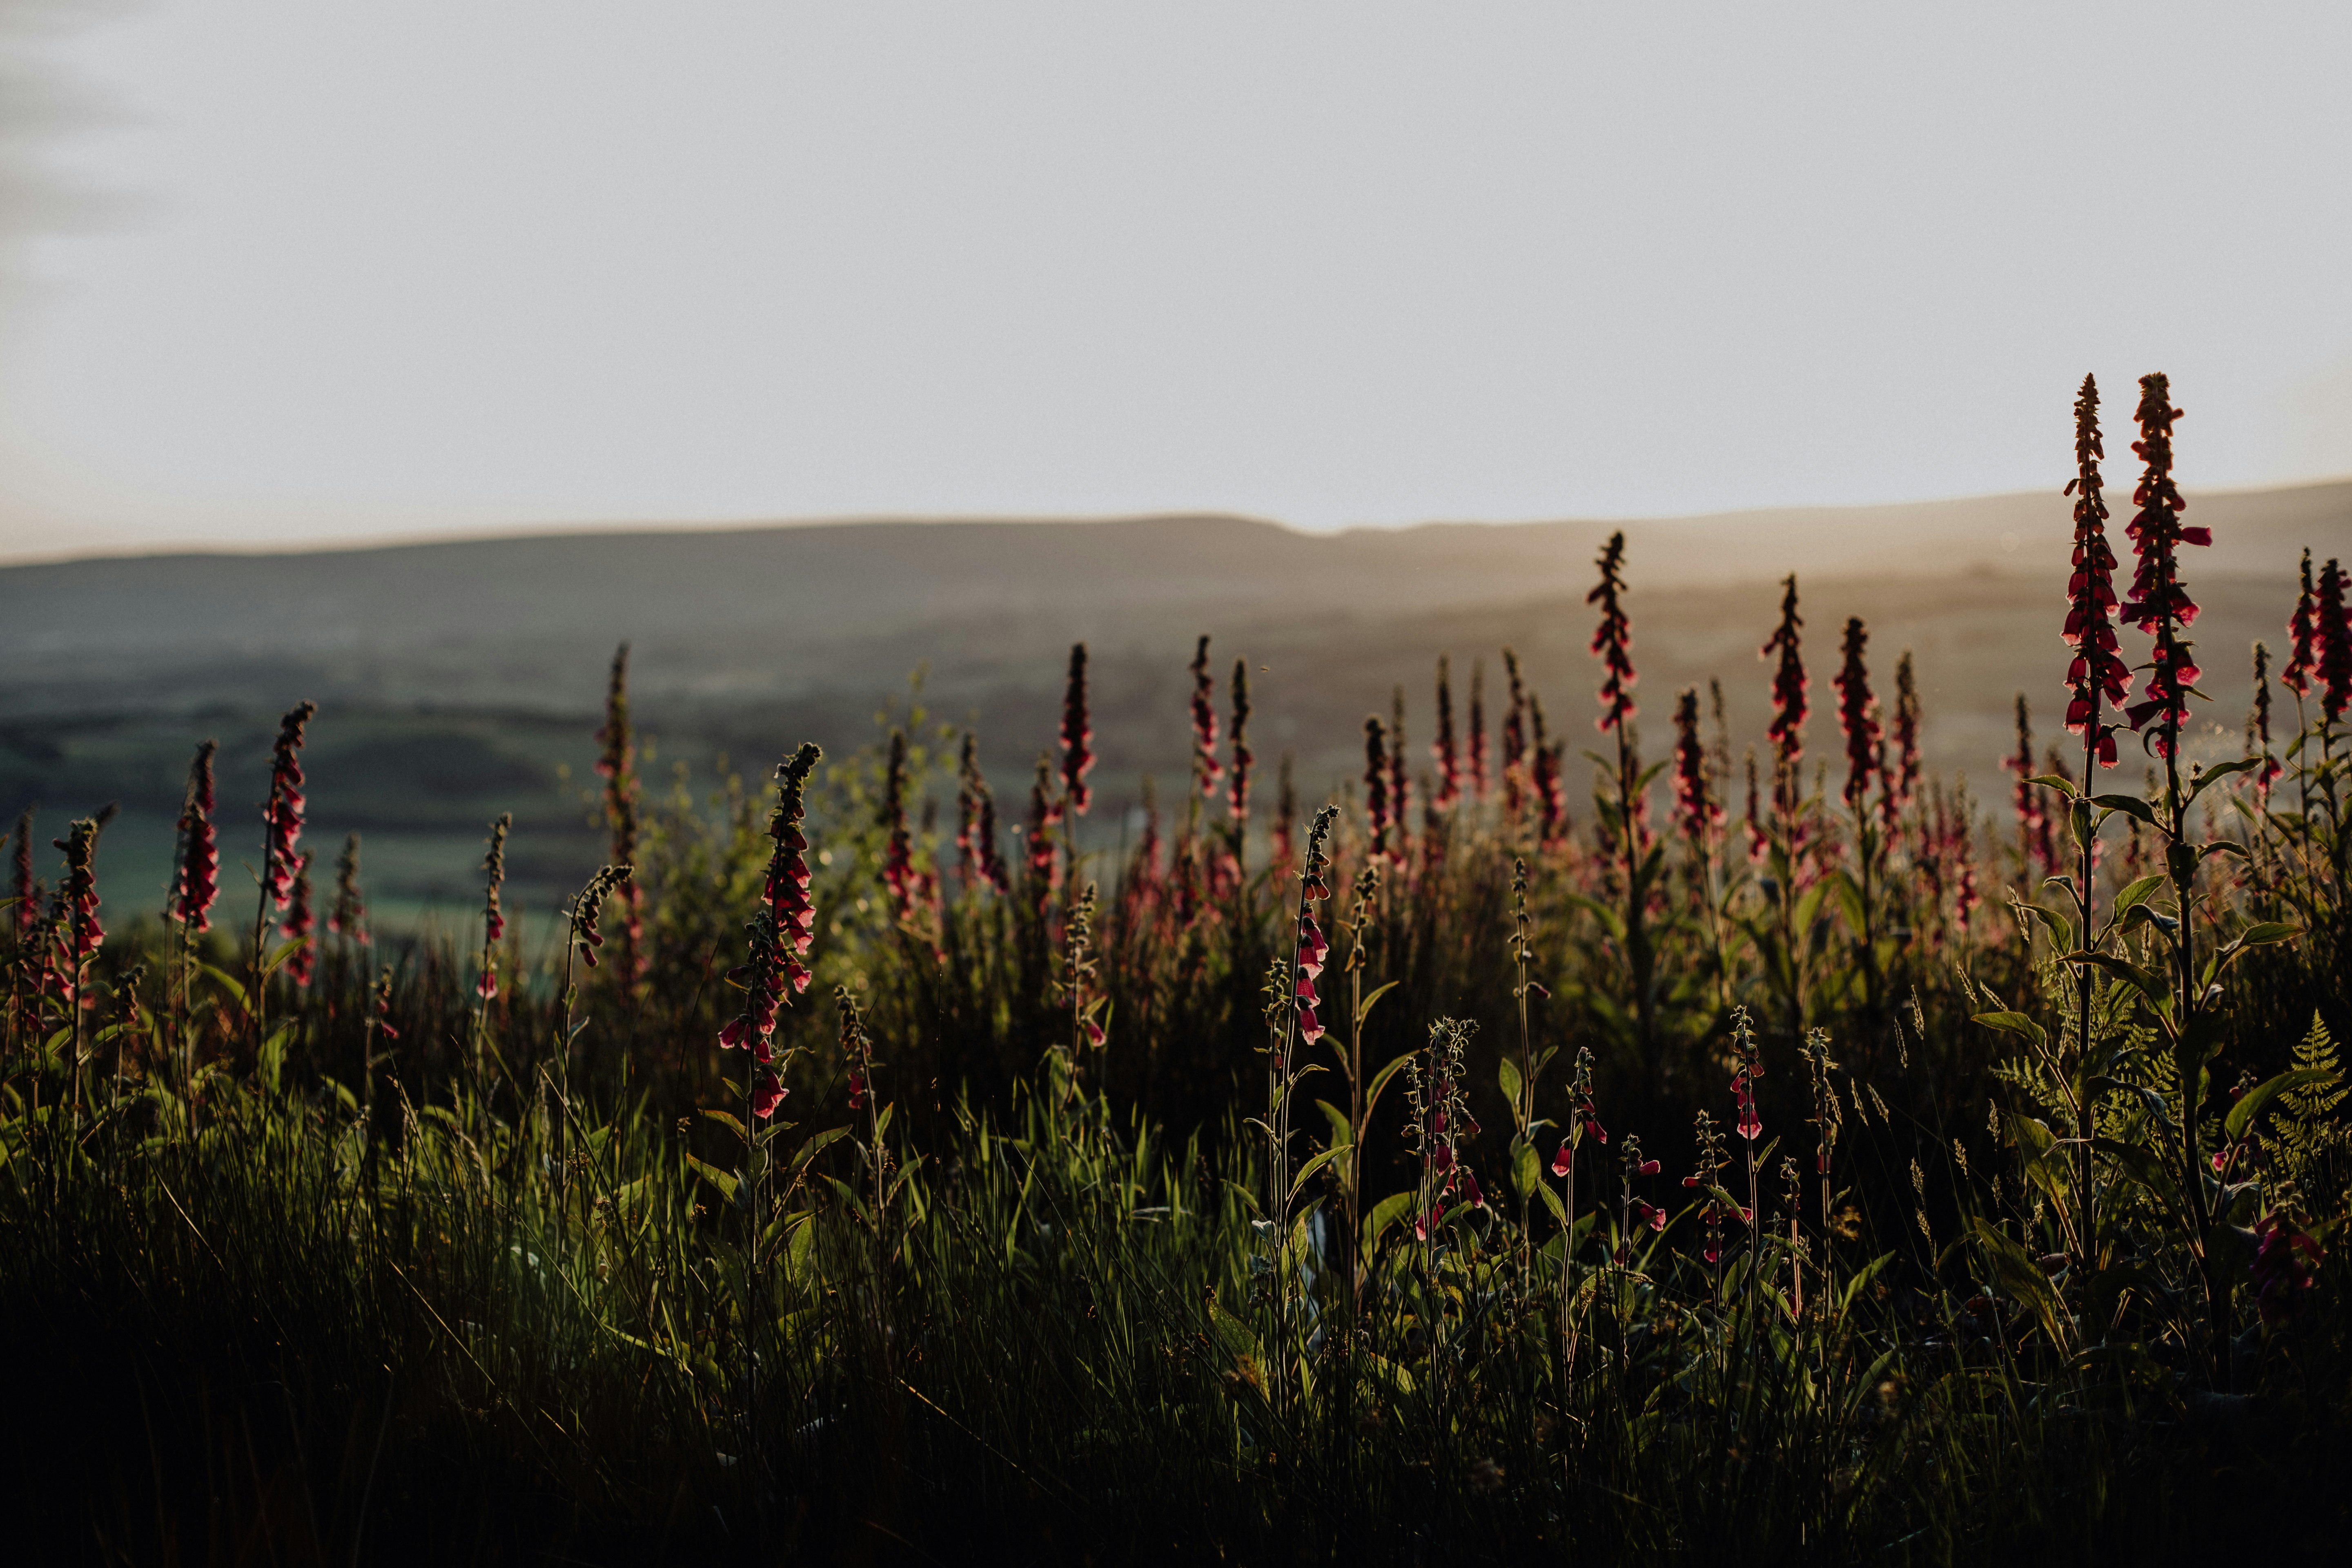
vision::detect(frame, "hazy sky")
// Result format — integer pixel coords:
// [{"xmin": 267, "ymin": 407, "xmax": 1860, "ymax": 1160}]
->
[{"xmin": 2, "ymin": 1, "xmax": 2349, "ymax": 559}]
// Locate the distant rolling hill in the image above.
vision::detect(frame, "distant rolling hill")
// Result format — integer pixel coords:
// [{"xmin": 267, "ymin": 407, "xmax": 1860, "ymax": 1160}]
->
[{"xmin": 4, "ymin": 481, "xmax": 2345, "ymax": 926}]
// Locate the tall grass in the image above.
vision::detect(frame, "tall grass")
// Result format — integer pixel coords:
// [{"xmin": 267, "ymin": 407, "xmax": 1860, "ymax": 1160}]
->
[{"xmin": 3, "ymin": 375, "xmax": 2350, "ymax": 1564}]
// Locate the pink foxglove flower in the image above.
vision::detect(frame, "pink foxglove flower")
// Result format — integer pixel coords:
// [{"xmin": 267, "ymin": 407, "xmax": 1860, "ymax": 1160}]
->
[
  {"xmin": 2120, "ymin": 374, "xmax": 2207, "ymax": 757},
  {"xmin": 1833, "ymin": 617, "xmax": 1880, "ymax": 809},
  {"xmin": 261, "ymin": 701, "xmax": 316, "ymax": 912},
  {"xmin": 173, "ymin": 741, "xmax": 220, "ymax": 933},
  {"xmin": 1061, "ymin": 642, "xmax": 1095, "ymax": 817},
  {"xmin": 2062, "ymin": 376, "xmax": 2128, "ymax": 768},
  {"xmin": 1188, "ymin": 635, "xmax": 1223, "ymax": 799}
]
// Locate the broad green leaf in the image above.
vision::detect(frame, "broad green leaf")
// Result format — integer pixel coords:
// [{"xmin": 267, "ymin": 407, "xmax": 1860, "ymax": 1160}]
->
[
  {"xmin": 2089, "ymin": 793, "xmax": 2157, "ymax": 830},
  {"xmin": 1970, "ymin": 1217, "xmax": 2070, "ymax": 1349},
  {"xmin": 2111, "ymin": 874, "xmax": 2166, "ymax": 917},
  {"xmin": 1288, "ymin": 1145, "xmax": 1345, "ymax": 1203},
  {"xmin": 1354, "ymin": 980, "xmax": 1401, "ymax": 1031},
  {"xmin": 2185, "ymin": 756, "xmax": 2260, "ymax": 804},
  {"xmin": 698, "ymin": 1108, "xmax": 748, "ymax": 1144},
  {"xmin": 1316, "ymin": 1099, "xmax": 1353, "ymax": 1150},
  {"xmin": 2224, "ymin": 1067, "xmax": 2338, "ymax": 1141},
  {"xmin": 1972, "ymin": 1010, "xmax": 2047, "ymax": 1049},
  {"xmin": 1512, "ymin": 1140, "xmax": 1540, "ymax": 1201},
  {"xmin": 1364, "ymin": 1189, "xmax": 1415, "ymax": 1253},
  {"xmin": 1496, "ymin": 1055, "xmax": 1523, "ymax": 1116},
  {"xmin": 684, "ymin": 1154, "xmax": 739, "ymax": 1204}
]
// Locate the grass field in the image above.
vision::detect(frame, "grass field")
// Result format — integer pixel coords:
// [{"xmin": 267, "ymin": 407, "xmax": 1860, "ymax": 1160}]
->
[{"xmin": 4, "ymin": 381, "xmax": 2351, "ymax": 1563}]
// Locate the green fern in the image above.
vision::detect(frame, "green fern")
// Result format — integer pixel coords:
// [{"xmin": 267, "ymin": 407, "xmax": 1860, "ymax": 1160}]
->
[{"xmin": 2261, "ymin": 1012, "xmax": 2348, "ymax": 1200}]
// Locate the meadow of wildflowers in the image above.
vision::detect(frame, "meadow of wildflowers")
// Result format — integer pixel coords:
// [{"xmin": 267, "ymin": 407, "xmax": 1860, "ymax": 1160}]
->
[{"xmin": 3, "ymin": 375, "xmax": 2350, "ymax": 1564}]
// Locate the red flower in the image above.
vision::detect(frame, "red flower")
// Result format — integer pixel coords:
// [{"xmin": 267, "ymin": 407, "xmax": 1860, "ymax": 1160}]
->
[
  {"xmin": 2316, "ymin": 557, "xmax": 2352, "ymax": 723},
  {"xmin": 1188, "ymin": 635, "xmax": 1223, "ymax": 799},
  {"xmin": 281, "ymin": 851, "xmax": 315, "ymax": 987},
  {"xmin": 1432, "ymin": 655, "xmax": 1461, "ymax": 811},
  {"xmin": 1363, "ymin": 715, "xmax": 1393, "ymax": 864},
  {"xmin": 1501, "ymin": 650, "xmax": 1528, "ymax": 817},
  {"xmin": 1884, "ymin": 652, "xmax": 1922, "ymax": 820},
  {"xmin": 721, "ymin": 743, "xmax": 823, "ymax": 1076},
  {"xmin": 1552, "ymin": 1140, "xmax": 1574, "ymax": 1178},
  {"xmin": 881, "ymin": 729, "xmax": 916, "ymax": 924},
  {"xmin": 261, "ymin": 701, "xmax": 316, "ymax": 912},
  {"xmin": 847, "ymin": 1070, "xmax": 867, "ymax": 1110},
  {"xmin": 2061, "ymin": 374, "xmax": 2129, "ymax": 768},
  {"xmin": 752, "ymin": 1069, "xmax": 786, "ymax": 1121},
  {"xmin": 2119, "ymin": 374, "xmax": 2207, "ymax": 757},
  {"xmin": 173, "ymin": 740, "xmax": 220, "ymax": 933},
  {"xmin": 1631, "ymin": 1199, "xmax": 1665, "ymax": 1232},
  {"xmin": 1761, "ymin": 575, "xmax": 1807, "ymax": 782},
  {"xmin": 1227, "ymin": 658, "xmax": 1252, "ymax": 827},
  {"xmin": 2283, "ymin": 549, "xmax": 2319, "ymax": 699},
  {"xmin": 2251, "ymin": 1212, "xmax": 2324, "ymax": 1327},
  {"xmin": 1588, "ymin": 530, "xmax": 1636, "ymax": 735},
  {"xmin": 1673, "ymin": 689, "xmax": 1724, "ymax": 849},
  {"xmin": 1061, "ymin": 642, "xmax": 1096, "ymax": 817},
  {"xmin": 1833, "ymin": 616, "xmax": 1880, "ymax": 809},
  {"xmin": 1467, "ymin": 657, "xmax": 1490, "ymax": 802}
]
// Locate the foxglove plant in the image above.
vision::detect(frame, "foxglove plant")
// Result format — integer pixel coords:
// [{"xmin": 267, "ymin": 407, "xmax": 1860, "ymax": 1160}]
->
[
  {"xmin": 881, "ymin": 730, "xmax": 916, "ymax": 925},
  {"xmin": 1551, "ymin": 1045, "xmax": 1603, "ymax": 1368},
  {"xmin": 281, "ymin": 851, "xmax": 315, "ymax": 989},
  {"xmin": 719, "ymin": 743, "xmax": 822, "ymax": 1123},
  {"xmin": 1831, "ymin": 617, "xmax": 1887, "ymax": 1014},
  {"xmin": 1362, "ymin": 715, "xmax": 1393, "ymax": 869},
  {"xmin": 2120, "ymin": 374, "xmax": 2209, "ymax": 759},
  {"xmin": 54, "ymin": 815, "xmax": 102, "ymax": 1116},
  {"xmin": 1188, "ymin": 635, "xmax": 1223, "ymax": 801},
  {"xmin": 1501, "ymin": 649, "xmax": 1529, "ymax": 820},
  {"xmin": 595, "ymin": 644, "xmax": 645, "ymax": 986},
  {"xmin": 172, "ymin": 742, "xmax": 220, "ymax": 935},
  {"xmin": 2249, "ymin": 643, "xmax": 2280, "ymax": 802},
  {"xmin": 1388, "ymin": 686, "xmax": 1410, "ymax": 870},
  {"xmin": 2318, "ymin": 557, "xmax": 2351, "ymax": 726},
  {"xmin": 252, "ymin": 701, "xmax": 315, "ymax": 1047},
  {"xmin": 2006, "ymin": 696, "xmax": 2041, "ymax": 884},
  {"xmin": 1061, "ymin": 642, "xmax": 1095, "ymax": 818},
  {"xmin": 955, "ymin": 734, "xmax": 1011, "ymax": 896},
  {"xmin": 1761, "ymin": 576, "xmax": 1808, "ymax": 827},
  {"xmin": 1226, "ymin": 659, "xmax": 1252, "ymax": 886},
  {"xmin": 1615, "ymin": 1135, "xmax": 1664, "ymax": 1267},
  {"xmin": 1885, "ymin": 651, "xmax": 1922, "ymax": 828},
  {"xmin": 1588, "ymin": 531, "xmax": 1659, "ymax": 1060},
  {"xmin": 1056, "ymin": 882, "xmax": 1105, "ymax": 1103},
  {"xmin": 1025, "ymin": 754, "xmax": 1061, "ymax": 924},
  {"xmin": 328, "ymin": 833, "xmax": 365, "ymax": 953},
  {"xmin": 2062, "ymin": 376, "xmax": 2128, "ymax": 772},
  {"xmin": 1468, "ymin": 657, "xmax": 1490, "ymax": 803},
  {"xmin": 1433, "ymin": 655, "xmax": 1461, "ymax": 811}
]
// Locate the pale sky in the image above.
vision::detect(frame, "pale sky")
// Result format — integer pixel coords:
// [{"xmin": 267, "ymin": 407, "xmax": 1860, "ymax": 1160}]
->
[{"xmin": 2, "ymin": 1, "xmax": 2349, "ymax": 559}]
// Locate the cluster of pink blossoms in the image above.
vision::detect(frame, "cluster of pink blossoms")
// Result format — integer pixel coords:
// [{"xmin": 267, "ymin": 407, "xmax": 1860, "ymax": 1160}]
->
[{"xmin": 719, "ymin": 743, "xmax": 822, "ymax": 1119}]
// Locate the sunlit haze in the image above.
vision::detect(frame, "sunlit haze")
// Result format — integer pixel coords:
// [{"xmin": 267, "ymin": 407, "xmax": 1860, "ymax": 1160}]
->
[{"xmin": 2, "ymin": 1, "xmax": 2349, "ymax": 559}]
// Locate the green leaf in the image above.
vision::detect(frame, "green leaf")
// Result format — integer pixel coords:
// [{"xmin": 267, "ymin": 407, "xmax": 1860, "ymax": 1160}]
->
[
  {"xmin": 2026, "ymin": 773, "xmax": 2079, "ymax": 797},
  {"xmin": 1287, "ymin": 1145, "xmax": 1345, "ymax": 1203},
  {"xmin": 2231, "ymin": 921, "xmax": 2301, "ymax": 950},
  {"xmin": 1364, "ymin": 1190, "xmax": 1415, "ymax": 1253},
  {"xmin": 2111, "ymin": 874, "xmax": 2167, "ymax": 917},
  {"xmin": 1363, "ymin": 1050, "xmax": 1417, "ymax": 1125},
  {"xmin": 1512, "ymin": 1140, "xmax": 1540, "ymax": 1201},
  {"xmin": 790, "ymin": 1124, "xmax": 850, "ymax": 1172},
  {"xmin": 1970, "ymin": 1217, "xmax": 2070, "ymax": 1348},
  {"xmin": 1535, "ymin": 1177, "xmax": 1567, "ymax": 1226},
  {"xmin": 2062, "ymin": 951, "xmax": 2169, "ymax": 1010},
  {"xmin": 2089, "ymin": 793, "xmax": 2157, "ymax": 830},
  {"xmin": 196, "ymin": 963, "xmax": 249, "ymax": 1008},
  {"xmin": 1972, "ymin": 1010, "xmax": 2047, "ymax": 1049},
  {"xmin": 1496, "ymin": 1055, "xmax": 1523, "ymax": 1116},
  {"xmin": 1316, "ymin": 1099, "xmax": 1353, "ymax": 1150},
  {"xmin": 1353, "ymin": 980, "xmax": 1401, "ymax": 1032},
  {"xmin": 2185, "ymin": 756, "xmax": 2261, "ymax": 805},
  {"xmin": 2225, "ymin": 1067, "xmax": 2339, "ymax": 1142},
  {"xmin": 684, "ymin": 1154, "xmax": 739, "ymax": 1204},
  {"xmin": 698, "ymin": 1108, "xmax": 749, "ymax": 1144}
]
